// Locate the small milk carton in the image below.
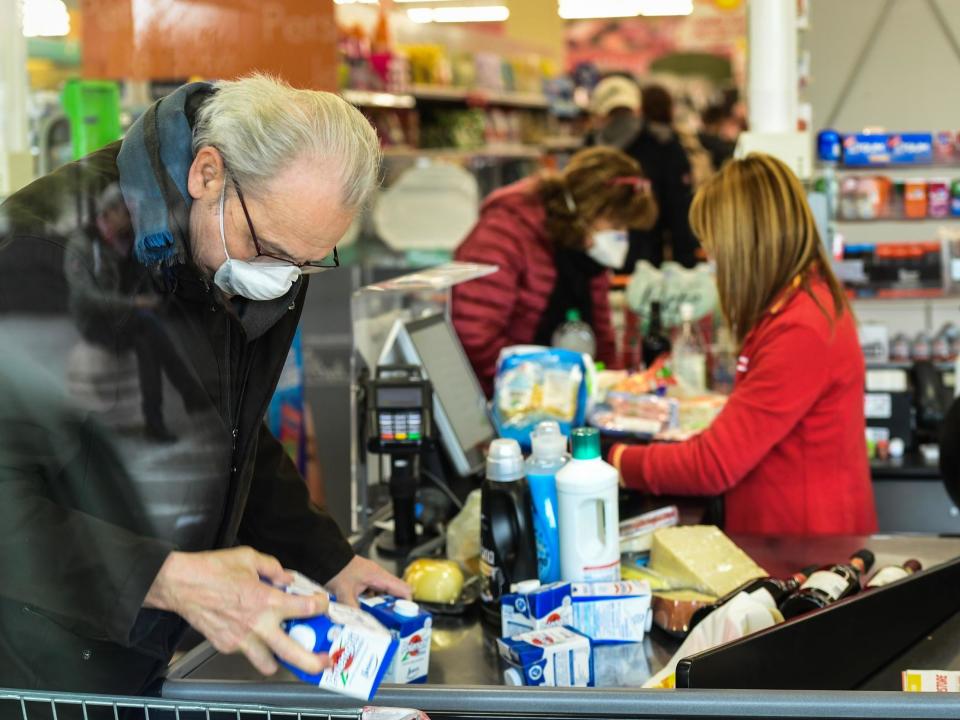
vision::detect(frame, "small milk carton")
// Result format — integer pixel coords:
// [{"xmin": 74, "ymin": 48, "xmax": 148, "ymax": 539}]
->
[
  {"xmin": 497, "ymin": 626, "xmax": 593, "ymax": 687},
  {"xmin": 500, "ymin": 580, "xmax": 573, "ymax": 637},
  {"xmin": 360, "ymin": 596, "xmax": 432, "ymax": 684},
  {"xmin": 570, "ymin": 581, "xmax": 652, "ymax": 644},
  {"xmin": 282, "ymin": 602, "xmax": 398, "ymax": 701}
]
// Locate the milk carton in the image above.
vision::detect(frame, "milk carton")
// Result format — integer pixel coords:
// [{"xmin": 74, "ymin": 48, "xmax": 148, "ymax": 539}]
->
[
  {"xmin": 570, "ymin": 581, "xmax": 653, "ymax": 644},
  {"xmin": 497, "ymin": 626, "xmax": 593, "ymax": 687},
  {"xmin": 360, "ymin": 596, "xmax": 432, "ymax": 684},
  {"xmin": 500, "ymin": 580, "xmax": 573, "ymax": 637},
  {"xmin": 282, "ymin": 602, "xmax": 398, "ymax": 701}
]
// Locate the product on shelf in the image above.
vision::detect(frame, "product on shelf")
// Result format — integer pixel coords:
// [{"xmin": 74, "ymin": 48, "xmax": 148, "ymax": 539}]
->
[
  {"xmin": 780, "ymin": 549, "xmax": 875, "ymax": 619},
  {"xmin": 929, "ymin": 179, "xmax": 951, "ymax": 218},
  {"xmin": 648, "ymin": 525, "xmax": 767, "ymax": 597},
  {"xmin": 905, "ymin": 179, "xmax": 929, "ymax": 218}
]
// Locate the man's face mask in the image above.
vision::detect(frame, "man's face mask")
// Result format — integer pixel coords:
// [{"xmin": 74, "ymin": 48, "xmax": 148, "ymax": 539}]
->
[
  {"xmin": 588, "ymin": 229, "xmax": 630, "ymax": 269},
  {"xmin": 212, "ymin": 182, "xmax": 301, "ymax": 301}
]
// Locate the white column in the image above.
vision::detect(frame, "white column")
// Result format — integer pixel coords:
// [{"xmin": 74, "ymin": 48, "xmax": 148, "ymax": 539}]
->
[
  {"xmin": 747, "ymin": 0, "xmax": 797, "ymax": 134},
  {"xmin": 0, "ymin": 0, "xmax": 32, "ymax": 195}
]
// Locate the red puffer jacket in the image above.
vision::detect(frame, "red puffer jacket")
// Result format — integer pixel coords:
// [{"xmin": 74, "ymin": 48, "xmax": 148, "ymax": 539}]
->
[{"xmin": 452, "ymin": 179, "xmax": 616, "ymax": 397}]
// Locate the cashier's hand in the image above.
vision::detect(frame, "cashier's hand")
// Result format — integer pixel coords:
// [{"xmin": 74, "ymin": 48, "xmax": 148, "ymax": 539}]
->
[
  {"xmin": 144, "ymin": 547, "xmax": 333, "ymax": 677},
  {"xmin": 326, "ymin": 556, "xmax": 412, "ymax": 607}
]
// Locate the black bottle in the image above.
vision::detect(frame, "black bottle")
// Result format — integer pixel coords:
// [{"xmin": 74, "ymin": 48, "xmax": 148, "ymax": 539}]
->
[
  {"xmin": 688, "ymin": 568, "xmax": 812, "ymax": 631},
  {"xmin": 479, "ymin": 439, "xmax": 537, "ymax": 624},
  {"xmin": 780, "ymin": 549, "xmax": 875, "ymax": 619},
  {"xmin": 642, "ymin": 302, "xmax": 672, "ymax": 368}
]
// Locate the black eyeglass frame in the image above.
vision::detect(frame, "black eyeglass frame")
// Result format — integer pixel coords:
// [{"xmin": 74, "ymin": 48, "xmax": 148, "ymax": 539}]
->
[{"xmin": 228, "ymin": 169, "xmax": 340, "ymax": 270}]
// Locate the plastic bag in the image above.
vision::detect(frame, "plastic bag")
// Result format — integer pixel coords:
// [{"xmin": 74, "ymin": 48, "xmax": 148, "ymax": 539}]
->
[
  {"xmin": 446, "ymin": 489, "xmax": 481, "ymax": 572},
  {"xmin": 493, "ymin": 346, "xmax": 593, "ymax": 449}
]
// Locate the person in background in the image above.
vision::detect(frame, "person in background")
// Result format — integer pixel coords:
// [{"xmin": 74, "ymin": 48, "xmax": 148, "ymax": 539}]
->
[
  {"xmin": 698, "ymin": 104, "xmax": 738, "ymax": 171},
  {"xmin": 590, "ymin": 77, "xmax": 699, "ymax": 270},
  {"xmin": 610, "ymin": 153, "xmax": 878, "ymax": 536},
  {"xmin": 452, "ymin": 147, "xmax": 658, "ymax": 396}
]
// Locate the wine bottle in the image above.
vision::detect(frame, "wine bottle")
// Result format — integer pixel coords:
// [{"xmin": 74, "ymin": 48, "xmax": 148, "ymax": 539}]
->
[
  {"xmin": 688, "ymin": 568, "xmax": 811, "ymax": 630},
  {"xmin": 642, "ymin": 302, "xmax": 672, "ymax": 368},
  {"xmin": 780, "ymin": 549, "xmax": 875, "ymax": 619},
  {"xmin": 866, "ymin": 558, "xmax": 922, "ymax": 589}
]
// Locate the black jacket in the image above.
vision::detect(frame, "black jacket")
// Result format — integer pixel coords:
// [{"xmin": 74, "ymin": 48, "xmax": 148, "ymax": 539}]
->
[{"xmin": 0, "ymin": 142, "xmax": 354, "ymax": 693}]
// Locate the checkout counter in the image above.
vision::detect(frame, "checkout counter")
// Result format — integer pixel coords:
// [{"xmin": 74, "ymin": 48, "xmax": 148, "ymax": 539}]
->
[{"xmin": 162, "ymin": 264, "xmax": 960, "ymax": 718}]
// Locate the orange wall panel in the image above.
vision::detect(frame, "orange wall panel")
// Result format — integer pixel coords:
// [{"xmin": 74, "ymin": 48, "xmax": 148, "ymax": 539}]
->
[{"xmin": 82, "ymin": 0, "xmax": 337, "ymax": 90}]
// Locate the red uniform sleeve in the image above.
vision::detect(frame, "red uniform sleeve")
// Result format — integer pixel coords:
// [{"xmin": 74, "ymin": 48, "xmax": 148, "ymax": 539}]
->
[
  {"xmin": 617, "ymin": 323, "xmax": 831, "ymax": 496},
  {"xmin": 452, "ymin": 207, "xmax": 524, "ymax": 395},
  {"xmin": 591, "ymin": 274, "xmax": 618, "ymax": 368}
]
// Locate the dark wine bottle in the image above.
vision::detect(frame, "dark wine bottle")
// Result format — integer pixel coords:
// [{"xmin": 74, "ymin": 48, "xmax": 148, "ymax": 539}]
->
[
  {"xmin": 780, "ymin": 549, "xmax": 875, "ymax": 619},
  {"xmin": 642, "ymin": 302, "xmax": 672, "ymax": 368},
  {"xmin": 866, "ymin": 558, "xmax": 922, "ymax": 589},
  {"xmin": 688, "ymin": 569, "xmax": 811, "ymax": 631}
]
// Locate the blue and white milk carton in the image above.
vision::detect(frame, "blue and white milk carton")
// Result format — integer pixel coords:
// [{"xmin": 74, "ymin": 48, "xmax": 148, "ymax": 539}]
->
[
  {"xmin": 360, "ymin": 596, "xmax": 432, "ymax": 684},
  {"xmin": 570, "ymin": 581, "xmax": 653, "ymax": 644},
  {"xmin": 282, "ymin": 602, "xmax": 398, "ymax": 701},
  {"xmin": 500, "ymin": 580, "xmax": 573, "ymax": 637},
  {"xmin": 497, "ymin": 626, "xmax": 593, "ymax": 687}
]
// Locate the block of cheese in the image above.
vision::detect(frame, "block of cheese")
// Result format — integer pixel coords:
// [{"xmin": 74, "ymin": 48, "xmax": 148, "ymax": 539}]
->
[{"xmin": 649, "ymin": 525, "xmax": 766, "ymax": 596}]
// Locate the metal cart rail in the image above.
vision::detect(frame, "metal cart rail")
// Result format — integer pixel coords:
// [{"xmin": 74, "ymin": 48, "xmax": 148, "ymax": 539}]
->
[{"xmin": 0, "ymin": 688, "xmax": 367, "ymax": 720}]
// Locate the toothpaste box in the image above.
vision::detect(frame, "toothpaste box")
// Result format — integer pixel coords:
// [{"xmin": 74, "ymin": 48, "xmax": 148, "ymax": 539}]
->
[
  {"xmin": 282, "ymin": 602, "xmax": 398, "ymax": 701},
  {"xmin": 360, "ymin": 596, "xmax": 432, "ymax": 684},
  {"xmin": 497, "ymin": 626, "xmax": 593, "ymax": 687},
  {"xmin": 842, "ymin": 132, "xmax": 934, "ymax": 166},
  {"xmin": 570, "ymin": 581, "xmax": 653, "ymax": 644},
  {"xmin": 888, "ymin": 133, "xmax": 934, "ymax": 165},
  {"xmin": 500, "ymin": 582, "xmax": 573, "ymax": 638}
]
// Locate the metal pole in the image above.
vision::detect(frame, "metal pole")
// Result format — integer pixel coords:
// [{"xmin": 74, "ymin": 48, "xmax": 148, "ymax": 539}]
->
[{"xmin": 747, "ymin": 0, "xmax": 798, "ymax": 134}]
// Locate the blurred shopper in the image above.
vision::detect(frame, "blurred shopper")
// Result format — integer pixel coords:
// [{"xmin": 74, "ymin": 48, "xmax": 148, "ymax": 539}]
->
[
  {"xmin": 698, "ymin": 104, "xmax": 738, "ymax": 171},
  {"xmin": 590, "ymin": 77, "xmax": 699, "ymax": 270},
  {"xmin": 452, "ymin": 147, "xmax": 658, "ymax": 396},
  {"xmin": 0, "ymin": 74, "xmax": 408, "ymax": 694},
  {"xmin": 611, "ymin": 154, "xmax": 877, "ymax": 536}
]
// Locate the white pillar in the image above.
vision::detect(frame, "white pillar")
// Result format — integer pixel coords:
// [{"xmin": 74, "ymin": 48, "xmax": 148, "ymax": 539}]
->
[
  {"xmin": 747, "ymin": 0, "xmax": 797, "ymax": 134},
  {"xmin": 0, "ymin": 0, "xmax": 32, "ymax": 195}
]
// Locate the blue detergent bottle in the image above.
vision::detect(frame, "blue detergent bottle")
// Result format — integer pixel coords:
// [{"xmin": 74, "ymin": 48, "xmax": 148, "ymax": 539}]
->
[{"xmin": 525, "ymin": 421, "xmax": 567, "ymax": 584}]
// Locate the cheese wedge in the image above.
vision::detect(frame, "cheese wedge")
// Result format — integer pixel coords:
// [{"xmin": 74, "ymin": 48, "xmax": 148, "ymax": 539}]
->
[{"xmin": 649, "ymin": 525, "xmax": 766, "ymax": 596}]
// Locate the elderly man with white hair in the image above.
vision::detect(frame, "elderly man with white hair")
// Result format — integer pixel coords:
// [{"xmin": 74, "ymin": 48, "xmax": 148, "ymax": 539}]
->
[{"xmin": 0, "ymin": 74, "xmax": 408, "ymax": 694}]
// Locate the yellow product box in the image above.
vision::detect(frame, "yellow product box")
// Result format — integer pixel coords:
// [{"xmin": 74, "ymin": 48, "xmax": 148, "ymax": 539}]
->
[{"xmin": 902, "ymin": 670, "xmax": 960, "ymax": 692}]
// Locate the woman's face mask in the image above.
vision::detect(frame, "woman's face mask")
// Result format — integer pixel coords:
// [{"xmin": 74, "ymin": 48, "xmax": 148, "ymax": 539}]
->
[
  {"xmin": 212, "ymin": 182, "xmax": 301, "ymax": 301},
  {"xmin": 588, "ymin": 229, "xmax": 630, "ymax": 269}
]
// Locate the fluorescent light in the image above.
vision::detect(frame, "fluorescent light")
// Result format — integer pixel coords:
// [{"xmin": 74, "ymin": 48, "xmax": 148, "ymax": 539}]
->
[
  {"xmin": 21, "ymin": 0, "xmax": 70, "ymax": 37},
  {"xmin": 557, "ymin": 0, "xmax": 692, "ymax": 19},
  {"xmin": 407, "ymin": 5, "xmax": 509, "ymax": 23},
  {"xmin": 558, "ymin": 0, "xmax": 642, "ymax": 19},
  {"xmin": 637, "ymin": 0, "xmax": 693, "ymax": 16}
]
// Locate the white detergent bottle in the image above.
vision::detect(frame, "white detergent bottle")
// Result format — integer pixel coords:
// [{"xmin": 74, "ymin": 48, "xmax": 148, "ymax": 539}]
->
[{"xmin": 556, "ymin": 427, "xmax": 621, "ymax": 582}]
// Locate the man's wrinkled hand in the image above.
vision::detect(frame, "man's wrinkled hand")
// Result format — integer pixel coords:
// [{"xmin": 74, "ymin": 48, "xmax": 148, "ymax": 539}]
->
[{"xmin": 326, "ymin": 556, "xmax": 412, "ymax": 607}]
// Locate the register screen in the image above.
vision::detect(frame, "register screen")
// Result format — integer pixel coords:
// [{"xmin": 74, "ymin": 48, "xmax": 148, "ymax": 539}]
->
[{"xmin": 406, "ymin": 316, "xmax": 494, "ymax": 454}]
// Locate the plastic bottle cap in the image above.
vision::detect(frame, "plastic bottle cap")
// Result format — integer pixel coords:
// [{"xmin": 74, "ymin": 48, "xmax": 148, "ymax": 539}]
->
[
  {"xmin": 889, "ymin": 438, "xmax": 906, "ymax": 459},
  {"xmin": 531, "ymin": 421, "xmax": 567, "ymax": 460},
  {"xmin": 486, "ymin": 439, "xmax": 525, "ymax": 482},
  {"xmin": 512, "ymin": 579, "xmax": 541, "ymax": 594},
  {"xmin": 394, "ymin": 599, "xmax": 420, "ymax": 617},
  {"xmin": 566, "ymin": 308, "xmax": 582, "ymax": 323},
  {"xmin": 680, "ymin": 302, "xmax": 695, "ymax": 322},
  {"xmin": 503, "ymin": 668, "xmax": 524, "ymax": 686},
  {"xmin": 570, "ymin": 427, "xmax": 601, "ymax": 460}
]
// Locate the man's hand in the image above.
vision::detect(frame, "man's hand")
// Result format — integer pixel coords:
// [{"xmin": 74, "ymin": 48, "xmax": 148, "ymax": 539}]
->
[
  {"xmin": 144, "ymin": 547, "xmax": 331, "ymax": 677},
  {"xmin": 326, "ymin": 556, "xmax": 412, "ymax": 607}
]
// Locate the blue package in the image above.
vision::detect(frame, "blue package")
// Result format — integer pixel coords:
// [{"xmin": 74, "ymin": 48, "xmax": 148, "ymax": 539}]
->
[
  {"xmin": 888, "ymin": 133, "xmax": 934, "ymax": 165},
  {"xmin": 525, "ymin": 422, "xmax": 566, "ymax": 583},
  {"xmin": 281, "ymin": 603, "xmax": 398, "ymax": 701},
  {"xmin": 493, "ymin": 346, "xmax": 590, "ymax": 450},
  {"xmin": 842, "ymin": 132, "xmax": 934, "ymax": 166},
  {"xmin": 497, "ymin": 626, "xmax": 594, "ymax": 687},
  {"xmin": 501, "ymin": 581, "xmax": 573, "ymax": 637},
  {"xmin": 360, "ymin": 596, "xmax": 432, "ymax": 684}
]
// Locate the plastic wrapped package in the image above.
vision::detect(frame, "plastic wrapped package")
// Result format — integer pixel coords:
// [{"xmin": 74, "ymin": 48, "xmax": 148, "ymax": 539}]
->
[{"xmin": 446, "ymin": 489, "xmax": 481, "ymax": 573}]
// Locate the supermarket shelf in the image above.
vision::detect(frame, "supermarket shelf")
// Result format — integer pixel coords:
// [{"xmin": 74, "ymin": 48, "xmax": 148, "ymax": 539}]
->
[
  {"xmin": 821, "ymin": 164, "xmax": 960, "ymax": 175},
  {"xmin": 541, "ymin": 136, "xmax": 584, "ymax": 151},
  {"xmin": 848, "ymin": 289, "xmax": 960, "ymax": 302},
  {"xmin": 411, "ymin": 83, "xmax": 550, "ymax": 109},
  {"xmin": 341, "ymin": 89, "xmax": 416, "ymax": 109},
  {"xmin": 835, "ymin": 217, "xmax": 960, "ymax": 223},
  {"xmin": 382, "ymin": 144, "xmax": 543, "ymax": 160}
]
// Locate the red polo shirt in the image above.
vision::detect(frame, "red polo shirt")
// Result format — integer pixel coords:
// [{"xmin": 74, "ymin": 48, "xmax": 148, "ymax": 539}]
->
[{"xmin": 613, "ymin": 279, "xmax": 878, "ymax": 536}]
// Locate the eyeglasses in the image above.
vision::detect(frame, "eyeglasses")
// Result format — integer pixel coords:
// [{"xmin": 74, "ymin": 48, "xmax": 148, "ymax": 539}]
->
[{"xmin": 229, "ymin": 170, "xmax": 340, "ymax": 271}]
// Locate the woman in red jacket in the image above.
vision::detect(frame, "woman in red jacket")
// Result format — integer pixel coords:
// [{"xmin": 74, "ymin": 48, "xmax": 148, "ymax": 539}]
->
[
  {"xmin": 452, "ymin": 147, "xmax": 657, "ymax": 396},
  {"xmin": 612, "ymin": 153, "xmax": 878, "ymax": 536}
]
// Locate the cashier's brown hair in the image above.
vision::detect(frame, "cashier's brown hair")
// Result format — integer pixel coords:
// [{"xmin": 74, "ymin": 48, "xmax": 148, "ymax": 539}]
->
[
  {"xmin": 539, "ymin": 147, "xmax": 658, "ymax": 251},
  {"xmin": 690, "ymin": 152, "xmax": 849, "ymax": 346}
]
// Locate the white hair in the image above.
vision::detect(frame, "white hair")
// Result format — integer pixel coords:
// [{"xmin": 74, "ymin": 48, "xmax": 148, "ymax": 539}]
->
[{"xmin": 192, "ymin": 74, "xmax": 381, "ymax": 209}]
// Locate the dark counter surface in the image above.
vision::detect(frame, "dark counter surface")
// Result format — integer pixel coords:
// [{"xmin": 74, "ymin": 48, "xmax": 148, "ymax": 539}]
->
[{"xmin": 871, "ymin": 451, "xmax": 941, "ymax": 481}]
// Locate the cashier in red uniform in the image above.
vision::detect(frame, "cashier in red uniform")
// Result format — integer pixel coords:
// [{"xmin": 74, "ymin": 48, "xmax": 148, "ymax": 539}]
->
[
  {"xmin": 611, "ymin": 153, "xmax": 878, "ymax": 536},
  {"xmin": 452, "ymin": 147, "xmax": 658, "ymax": 396}
]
